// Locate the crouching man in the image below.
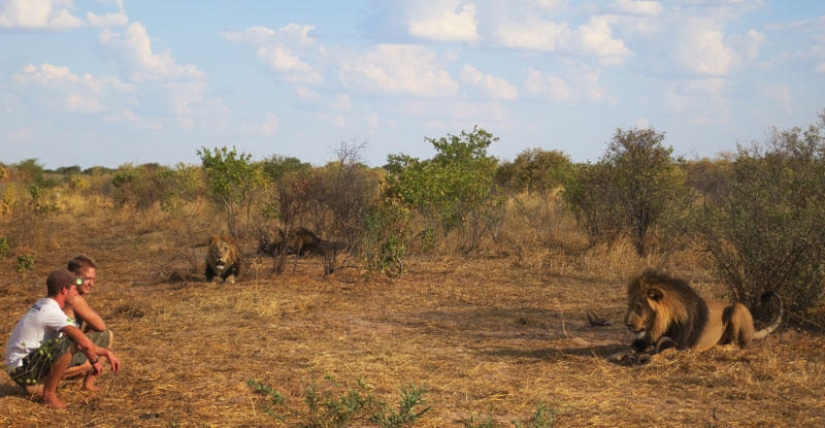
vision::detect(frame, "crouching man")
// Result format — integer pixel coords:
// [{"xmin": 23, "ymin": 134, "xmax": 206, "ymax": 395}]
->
[{"xmin": 4, "ymin": 269, "xmax": 122, "ymax": 409}]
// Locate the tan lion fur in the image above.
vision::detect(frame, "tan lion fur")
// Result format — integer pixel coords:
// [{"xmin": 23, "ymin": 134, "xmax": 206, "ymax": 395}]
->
[
  {"xmin": 623, "ymin": 269, "xmax": 782, "ymax": 353},
  {"xmin": 205, "ymin": 235, "xmax": 241, "ymax": 284}
]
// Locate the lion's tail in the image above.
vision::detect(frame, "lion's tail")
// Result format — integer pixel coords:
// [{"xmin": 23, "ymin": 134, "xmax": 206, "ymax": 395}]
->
[{"xmin": 753, "ymin": 291, "xmax": 783, "ymax": 340}]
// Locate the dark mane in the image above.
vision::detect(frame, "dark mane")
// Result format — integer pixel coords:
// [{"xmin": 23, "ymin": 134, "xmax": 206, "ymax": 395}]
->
[{"xmin": 636, "ymin": 269, "xmax": 709, "ymax": 350}]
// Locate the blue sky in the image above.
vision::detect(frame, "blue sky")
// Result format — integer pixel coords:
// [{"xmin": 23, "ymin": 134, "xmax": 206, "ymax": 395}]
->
[{"xmin": 1, "ymin": 0, "xmax": 824, "ymax": 169}]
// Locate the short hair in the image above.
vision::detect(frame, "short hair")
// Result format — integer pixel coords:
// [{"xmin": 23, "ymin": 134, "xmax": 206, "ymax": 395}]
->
[
  {"xmin": 46, "ymin": 269, "xmax": 82, "ymax": 296},
  {"xmin": 67, "ymin": 254, "xmax": 97, "ymax": 274}
]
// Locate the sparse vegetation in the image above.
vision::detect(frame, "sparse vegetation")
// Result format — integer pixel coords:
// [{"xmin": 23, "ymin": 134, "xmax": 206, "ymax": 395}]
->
[
  {"xmin": 1, "ymin": 118, "xmax": 825, "ymax": 426},
  {"xmin": 249, "ymin": 376, "xmax": 430, "ymax": 428}
]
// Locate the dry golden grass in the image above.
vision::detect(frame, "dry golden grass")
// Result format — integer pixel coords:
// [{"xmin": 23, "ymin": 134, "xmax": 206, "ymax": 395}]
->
[{"xmin": 1, "ymin": 201, "xmax": 824, "ymax": 427}]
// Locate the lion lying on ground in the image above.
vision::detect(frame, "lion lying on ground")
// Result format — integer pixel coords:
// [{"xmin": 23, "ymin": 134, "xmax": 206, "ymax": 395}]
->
[
  {"xmin": 614, "ymin": 269, "xmax": 782, "ymax": 365},
  {"xmin": 205, "ymin": 235, "xmax": 240, "ymax": 284}
]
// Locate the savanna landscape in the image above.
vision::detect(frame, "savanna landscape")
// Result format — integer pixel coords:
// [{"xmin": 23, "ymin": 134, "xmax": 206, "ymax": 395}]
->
[{"xmin": 2, "ymin": 123, "xmax": 825, "ymax": 427}]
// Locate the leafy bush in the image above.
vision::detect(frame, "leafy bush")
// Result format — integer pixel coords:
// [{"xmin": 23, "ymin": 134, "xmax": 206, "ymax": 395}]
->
[
  {"xmin": 385, "ymin": 126, "xmax": 505, "ymax": 254},
  {"xmin": 496, "ymin": 148, "xmax": 574, "ymax": 195},
  {"xmin": 563, "ymin": 128, "xmax": 690, "ymax": 256},
  {"xmin": 693, "ymin": 116, "xmax": 825, "ymax": 315},
  {"xmin": 198, "ymin": 146, "xmax": 263, "ymax": 237}
]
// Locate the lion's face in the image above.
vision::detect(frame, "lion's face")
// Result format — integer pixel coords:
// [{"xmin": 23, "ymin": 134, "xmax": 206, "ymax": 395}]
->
[
  {"xmin": 624, "ymin": 295, "xmax": 655, "ymax": 339},
  {"xmin": 209, "ymin": 237, "xmax": 236, "ymax": 271}
]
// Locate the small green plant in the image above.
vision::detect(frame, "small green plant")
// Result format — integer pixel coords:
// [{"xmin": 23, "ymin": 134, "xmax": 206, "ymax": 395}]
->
[
  {"xmin": 371, "ymin": 384, "xmax": 430, "ymax": 428},
  {"xmin": 462, "ymin": 406, "xmax": 501, "ymax": 428},
  {"xmin": 249, "ymin": 376, "xmax": 429, "ymax": 428},
  {"xmin": 513, "ymin": 404, "xmax": 555, "ymax": 428},
  {"xmin": 463, "ymin": 404, "xmax": 556, "ymax": 428},
  {"xmin": 0, "ymin": 236, "xmax": 9, "ymax": 259},
  {"xmin": 16, "ymin": 248, "xmax": 36, "ymax": 272}
]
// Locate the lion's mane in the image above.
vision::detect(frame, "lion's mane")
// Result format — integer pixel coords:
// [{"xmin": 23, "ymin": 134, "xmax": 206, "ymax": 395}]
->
[{"xmin": 625, "ymin": 269, "xmax": 709, "ymax": 351}]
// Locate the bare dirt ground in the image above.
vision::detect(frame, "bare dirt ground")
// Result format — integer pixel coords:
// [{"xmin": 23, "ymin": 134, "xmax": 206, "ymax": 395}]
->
[{"xmin": 1, "ymin": 213, "xmax": 824, "ymax": 427}]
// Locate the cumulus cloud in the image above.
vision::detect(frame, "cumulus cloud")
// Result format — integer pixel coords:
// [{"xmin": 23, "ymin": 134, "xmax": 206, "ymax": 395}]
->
[
  {"xmin": 224, "ymin": 24, "xmax": 325, "ymax": 85},
  {"xmin": 663, "ymin": 78, "xmax": 730, "ymax": 125},
  {"xmin": 12, "ymin": 63, "xmax": 132, "ymax": 114},
  {"xmin": 339, "ymin": 44, "xmax": 458, "ymax": 97},
  {"xmin": 524, "ymin": 65, "xmax": 613, "ymax": 104},
  {"xmin": 493, "ymin": 15, "xmax": 630, "ymax": 63},
  {"xmin": 493, "ymin": 19, "xmax": 568, "ymax": 51},
  {"xmin": 524, "ymin": 68, "xmax": 571, "ymax": 102},
  {"xmin": 99, "ymin": 22, "xmax": 206, "ymax": 82},
  {"xmin": 0, "ymin": 0, "xmax": 127, "ymax": 29},
  {"xmin": 614, "ymin": 0, "xmax": 663, "ymax": 16},
  {"xmin": 572, "ymin": 16, "xmax": 632, "ymax": 64},
  {"xmin": 243, "ymin": 112, "xmax": 280, "ymax": 136},
  {"xmin": 407, "ymin": 0, "xmax": 479, "ymax": 42},
  {"xmin": 11, "ymin": 22, "xmax": 227, "ymax": 130},
  {"xmin": 677, "ymin": 20, "xmax": 735, "ymax": 76},
  {"xmin": 460, "ymin": 64, "xmax": 518, "ymax": 100}
]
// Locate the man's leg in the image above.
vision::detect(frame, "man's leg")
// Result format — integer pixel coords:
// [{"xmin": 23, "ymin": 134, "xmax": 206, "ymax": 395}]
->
[
  {"xmin": 73, "ymin": 330, "xmax": 112, "ymax": 391},
  {"xmin": 41, "ymin": 350, "xmax": 72, "ymax": 409}
]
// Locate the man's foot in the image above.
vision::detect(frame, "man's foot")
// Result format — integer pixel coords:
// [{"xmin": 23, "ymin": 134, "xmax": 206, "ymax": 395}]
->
[
  {"xmin": 23, "ymin": 384, "xmax": 44, "ymax": 396},
  {"xmin": 83, "ymin": 374, "xmax": 101, "ymax": 392},
  {"xmin": 42, "ymin": 392, "xmax": 66, "ymax": 409}
]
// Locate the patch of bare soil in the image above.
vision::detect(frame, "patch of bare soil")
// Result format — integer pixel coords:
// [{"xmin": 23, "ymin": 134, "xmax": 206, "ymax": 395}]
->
[{"xmin": 1, "ymin": 246, "xmax": 824, "ymax": 427}]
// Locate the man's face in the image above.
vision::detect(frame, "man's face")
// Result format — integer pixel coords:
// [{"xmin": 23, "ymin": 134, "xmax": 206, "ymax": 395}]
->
[{"xmin": 78, "ymin": 267, "xmax": 96, "ymax": 295}]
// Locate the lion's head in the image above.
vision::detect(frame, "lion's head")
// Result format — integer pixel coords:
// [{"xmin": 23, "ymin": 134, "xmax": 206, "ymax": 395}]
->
[
  {"xmin": 206, "ymin": 235, "xmax": 240, "ymax": 283},
  {"xmin": 209, "ymin": 236, "xmax": 236, "ymax": 269},
  {"xmin": 623, "ymin": 269, "xmax": 708, "ymax": 351}
]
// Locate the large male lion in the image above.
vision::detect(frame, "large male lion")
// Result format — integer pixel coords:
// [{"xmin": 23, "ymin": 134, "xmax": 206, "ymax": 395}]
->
[
  {"xmin": 622, "ymin": 269, "xmax": 782, "ymax": 358},
  {"xmin": 205, "ymin": 235, "xmax": 240, "ymax": 284}
]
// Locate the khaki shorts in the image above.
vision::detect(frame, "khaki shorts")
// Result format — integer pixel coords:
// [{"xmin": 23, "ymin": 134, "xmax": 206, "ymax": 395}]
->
[{"xmin": 7, "ymin": 330, "xmax": 112, "ymax": 387}]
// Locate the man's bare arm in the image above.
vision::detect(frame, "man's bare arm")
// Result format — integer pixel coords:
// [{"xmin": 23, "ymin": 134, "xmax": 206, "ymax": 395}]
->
[{"xmin": 66, "ymin": 295, "xmax": 106, "ymax": 331}]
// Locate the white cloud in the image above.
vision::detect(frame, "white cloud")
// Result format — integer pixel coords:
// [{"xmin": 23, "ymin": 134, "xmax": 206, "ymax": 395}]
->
[
  {"xmin": 677, "ymin": 19, "xmax": 735, "ymax": 76},
  {"xmin": 407, "ymin": 1, "xmax": 479, "ymax": 42},
  {"xmin": 663, "ymin": 78, "xmax": 730, "ymax": 126},
  {"xmin": 493, "ymin": 19, "xmax": 568, "ymax": 51},
  {"xmin": 243, "ymin": 112, "xmax": 280, "ymax": 136},
  {"xmin": 12, "ymin": 63, "xmax": 132, "ymax": 114},
  {"xmin": 460, "ymin": 64, "xmax": 518, "ymax": 100},
  {"xmin": 573, "ymin": 16, "xmax": 632, "ymax": 64},
  {"xmin": 524, "ymin": 67, "xmax": 571, "ymax": 102},
  {"xmin": 0, "ymin": 0, "xmax": 127, "ymax": 29},
  {"xmin": 523, "ymin": 65, "xmax": 613, "ymax": 104},
  {"xmin": 0, "ymin": 0, "xmax": 82, "ymax": 29},
  {"xmin": 339, "ymin": 44, "xmax": 458, "ymax": 97},
  {"xmin": 493, "ymin": 15, "xmax": 630, "ymax": 62},
  {"xmin": 614, "ymin": 0, "xmax": 663, "ymax": 16},
  {"xmin": 727, "ymin": 29, "xmax": 765, "ymax": 63},
  {"xmin": 99, "ymin": 22, "xmax": 205, "ymax": 82},
  {"xmin": 223, "ymin": 24, "xmax": 325, "ymax": 85}
]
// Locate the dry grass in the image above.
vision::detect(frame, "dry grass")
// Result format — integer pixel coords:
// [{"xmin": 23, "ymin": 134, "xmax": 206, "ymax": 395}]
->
[{"xmin": 1, "ymin": 203, "xmax": 824, "ymax": 427}]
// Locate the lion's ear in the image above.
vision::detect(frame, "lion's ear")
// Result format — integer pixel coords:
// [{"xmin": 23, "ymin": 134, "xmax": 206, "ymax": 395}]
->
[{"xmin": 646, "ymin": 286, "xmax": 665, "ymax": 302}]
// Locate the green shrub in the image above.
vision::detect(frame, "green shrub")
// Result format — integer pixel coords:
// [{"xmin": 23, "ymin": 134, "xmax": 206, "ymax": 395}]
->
[{"xmin": 693, "ymin": 116, "xmax": 825, "ymax": 315}]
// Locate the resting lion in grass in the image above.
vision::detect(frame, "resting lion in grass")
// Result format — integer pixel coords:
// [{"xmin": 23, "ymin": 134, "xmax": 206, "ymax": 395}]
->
[
  {"xmin": 615, "ymin": 269, "xmax": 782, "ymax": 364},
  {"xmin": 205, "ymin": 235, "xmax": 240, "ymax": 284}
]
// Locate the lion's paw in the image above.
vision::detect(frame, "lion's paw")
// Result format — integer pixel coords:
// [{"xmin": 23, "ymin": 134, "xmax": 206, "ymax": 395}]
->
[{"xmin": 608, "ymin": 352, "xmax": 652, "ymax": 366}]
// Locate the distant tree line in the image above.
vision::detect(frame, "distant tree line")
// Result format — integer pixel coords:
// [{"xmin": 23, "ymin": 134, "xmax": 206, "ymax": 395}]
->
[{"xmin": 2, "ymin": 109, "xmax": 824, "ymax": 323}]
